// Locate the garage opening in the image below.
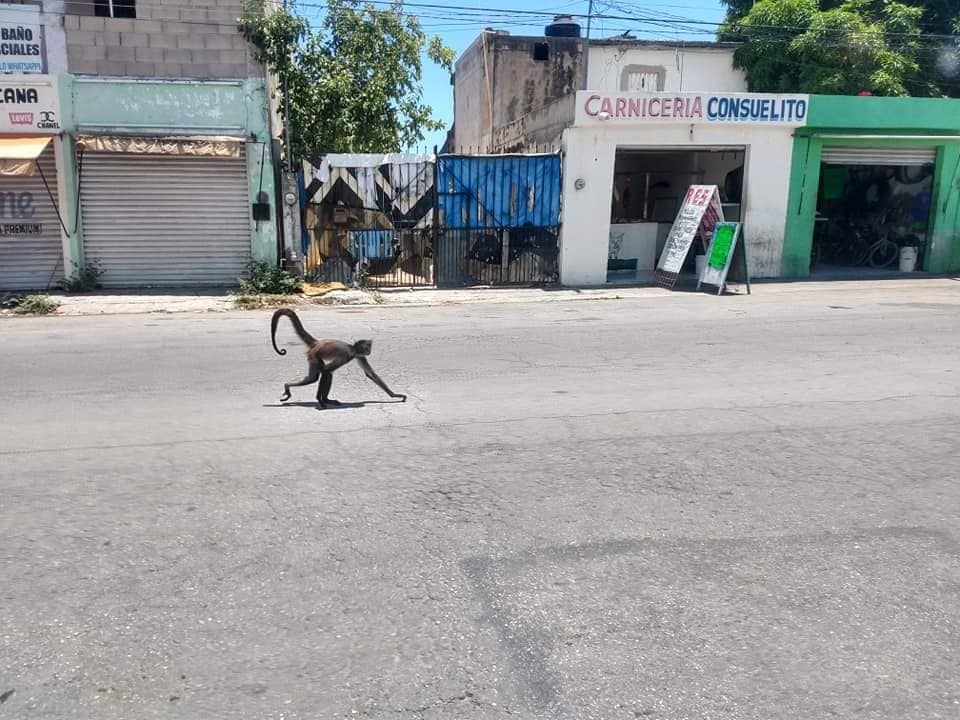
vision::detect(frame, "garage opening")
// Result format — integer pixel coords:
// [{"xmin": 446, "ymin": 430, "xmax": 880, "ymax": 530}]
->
[
  {"xmin": 609, "ymin": 147, "xmax": 745, "ymax": 283},
  {"xmin": 811, "ymin": 146, "xmax": 936, "ymax": 276},
  {"xmin": 79, "ymin": 140, "xmax": 253, "ymax": 289}
]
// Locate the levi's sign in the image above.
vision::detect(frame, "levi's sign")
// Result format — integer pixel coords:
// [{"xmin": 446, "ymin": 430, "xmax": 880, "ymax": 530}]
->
[{"xmin": 575, "ymin": 91, "xmax": 810, "ymax": 126}]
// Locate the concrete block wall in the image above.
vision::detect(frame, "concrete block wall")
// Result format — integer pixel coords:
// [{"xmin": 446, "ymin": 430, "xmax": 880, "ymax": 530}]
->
[{"xmin": 64, "ymin": 0, "xmax": 262, "ymax": 79}]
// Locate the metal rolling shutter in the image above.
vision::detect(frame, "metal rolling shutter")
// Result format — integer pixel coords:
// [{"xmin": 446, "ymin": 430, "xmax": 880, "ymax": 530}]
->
[
  {"xmin": 0, "ymin": 145, "xmax": 63, "ymax": 291},
  {"xmin": 821, "ymin": 147, "xmax": 937, "ymax": 165},
  {"xmin": 81, "ymin": 150, "xmax": 252, "ymax": 287}
]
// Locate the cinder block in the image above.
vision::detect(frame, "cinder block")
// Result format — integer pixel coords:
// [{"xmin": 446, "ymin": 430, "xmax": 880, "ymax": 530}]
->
[
  {"xmin": 186, "ymin": 63, "xmax": 215, "ymax": 79},
  {"xmin": 190, "ymin": 49, "xmax": 219, "ymax": 64},
  {"xmin": 207, "ymin": 9, "xmax": 242, "ymax": 26},
  {"xmin": 95, "ymin": 31, "xmax": 121, "ymax": 46},
  {"xmin": 72, "ymin": 44, "xmax": 107, "ymax": 61},
  {"xmin": 133, "ymin": 19, "xmax": 163, "ymax": 34},
  {"xmin": 68, "ymin": 30, "xmax": 96, "ymax": 46},
  {"xmin": 125, "ymin": 62, "xmax": 157, "ymax": 77},
  {"xmin": 106, "ymin": 45, "xmax": 136, "ymax": 62},
  {"xmin": 204, "ymin": 34, "xmax": 232, "ymax": 50},
  {"xmin": 79, "ymin": 16, "xmax": 105, "ymax": 32},
  {"xmin": 148, "ymin": 34, "xmax": 179, "ymax": 49},
  {"xmin": 106, "ymin": 18, "xmax": 135, "ymax": 33},
  {"xmin": 143, "ymin": 6, "xmax": 180, "ymax": 21},
  {"xmin": 135, "ymin": 46, "xmax": 164, "ymax": 62},
  {"xmin": 189, "ymin": 22, "xmax": 217, "ymax": 36},
  {"xmin": 163, "ymin": 48, "xmax": 192, "ymax": 64},
  {"xmin": 154, "ymin": 63, "xmax": 183, "ymax": 78},
  {"xmin": 63, "ymin": 15, "xmax": 80, "ymax": 31},
  {"xmin": 120, "ymin": 33, "xmax": 148, "ymax": 48},
  {"xmin": 176, "ymin": 35, "xmax": 205, "ymax": 50},
  {"xmin": 69, "ymin": 59, "xmax": 98, "ymax": 75},
  {"xmin": 210, "ymin": 63, "xmax": 247, "ymax": 79},
  {"xmin": 163, "ymin": 21, "xmax": 192, "ymax": 35},
  {"xmin": 179, "ymin": 9, "xmax": 207, "ymax": 23},
  {"xmin": 96, "ymin": 60, "xmax": 127, "ymax": 75},
  {"xmin": 219, "ymin": 49, "xmax": 247, "ymax": 65}
]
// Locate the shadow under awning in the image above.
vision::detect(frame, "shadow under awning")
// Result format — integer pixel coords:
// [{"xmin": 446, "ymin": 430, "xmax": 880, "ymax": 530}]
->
[{"xmin": 0, "ymin": 136, "xmax": 53, "ymax": 177}]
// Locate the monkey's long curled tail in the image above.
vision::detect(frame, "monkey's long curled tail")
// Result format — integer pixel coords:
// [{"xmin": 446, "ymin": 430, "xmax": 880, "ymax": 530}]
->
[{"xmin": 271, "ymin": 308, "xmax": 317, "ymax": 356}]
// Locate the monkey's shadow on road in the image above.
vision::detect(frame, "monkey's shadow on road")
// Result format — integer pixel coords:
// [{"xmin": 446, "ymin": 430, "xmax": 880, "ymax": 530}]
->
[{"xmin": 262, "ymin": 400, "xmax": 402, "ymax": 411}]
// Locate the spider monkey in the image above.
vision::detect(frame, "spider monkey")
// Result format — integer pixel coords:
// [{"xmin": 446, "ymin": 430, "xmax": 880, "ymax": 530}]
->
[{"xmin": 270, "ymin": 308, "xmax": 407, "ymax": 408}]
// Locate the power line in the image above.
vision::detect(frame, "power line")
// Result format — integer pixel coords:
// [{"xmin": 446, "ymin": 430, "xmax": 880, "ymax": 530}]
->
[{"xmin": 31, "ymin": 0, "xmax": 960, "ymax": 45}]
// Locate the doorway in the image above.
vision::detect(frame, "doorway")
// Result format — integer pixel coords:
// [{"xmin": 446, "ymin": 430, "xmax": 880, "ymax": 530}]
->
[
  {"xmin": 608, "ymin": 147, "xmax": 745, "ymax": 283},
  {"xmin": 811, "ymin": 146, "xmax": 935, "ymax": 276}
]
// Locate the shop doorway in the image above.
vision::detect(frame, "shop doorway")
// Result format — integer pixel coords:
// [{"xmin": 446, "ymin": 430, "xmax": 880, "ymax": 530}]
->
[
  {"xmin": 608, "ymin": 147, "xmax": 745, "ymax": 283},
  {"xmin": 811, "ymin": 147, "xmax": 935, "ymax": 277}
]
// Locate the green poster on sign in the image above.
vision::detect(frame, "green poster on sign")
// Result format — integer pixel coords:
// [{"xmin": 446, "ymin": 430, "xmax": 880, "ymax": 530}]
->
[
  {"xmin": 708, "ymin": 224, "xmax": 735, "ymax": 269},
  {"xmin": 698, "ymin": 221, "xmax": 748, "ymax": 296}
]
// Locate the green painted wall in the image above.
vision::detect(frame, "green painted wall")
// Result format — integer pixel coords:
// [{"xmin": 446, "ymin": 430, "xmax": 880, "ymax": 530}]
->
[
  {"xmin": 804, "ymin": 95, "xmax": 960, "ymax": 132},
  {"xmin": 783, "ymin": 95, "xmax": 960, "ymax": 277},
  {"xmin": 929, "ymin": 144, "xmax": 960, "ymax": 273},
  {"xmin": 59, "ymin": 75, "xmax": 277, "ymax": 272}
]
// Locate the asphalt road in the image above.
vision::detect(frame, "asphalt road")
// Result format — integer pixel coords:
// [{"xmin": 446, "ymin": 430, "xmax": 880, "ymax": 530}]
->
[{"xmin": 2, "ymin": 284, "xmax": 960, "ymax": 719}]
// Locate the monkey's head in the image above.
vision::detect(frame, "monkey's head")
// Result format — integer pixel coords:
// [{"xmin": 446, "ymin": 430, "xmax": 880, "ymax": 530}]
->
[{"xmin": 353, "ymin": 339, "xmax": 373, "ymax": 356}]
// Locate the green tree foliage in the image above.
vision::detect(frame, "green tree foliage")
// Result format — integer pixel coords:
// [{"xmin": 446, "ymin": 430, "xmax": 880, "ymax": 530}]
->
[
  {"xmin": 718, "ymin": 0, "xmax": 960, "ymax": 97},
  {"xmin": 239, "ymin": 0, "xmax": 455, "ymax": 158}
]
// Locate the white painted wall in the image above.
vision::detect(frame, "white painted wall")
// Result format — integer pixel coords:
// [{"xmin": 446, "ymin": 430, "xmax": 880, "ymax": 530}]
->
[
  {"xmin": 559, "ymin": 121, "xmax": 796, "ymax": 285},
  {"xmin": 587, "ymin": 44, "xmax": 747, "ymax": 93}
]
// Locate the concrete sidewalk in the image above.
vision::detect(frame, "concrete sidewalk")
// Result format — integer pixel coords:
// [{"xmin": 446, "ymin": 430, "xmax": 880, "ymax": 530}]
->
[{"xmin": 3, "ymin": 276, "xmax": 960, "ymax": 317}]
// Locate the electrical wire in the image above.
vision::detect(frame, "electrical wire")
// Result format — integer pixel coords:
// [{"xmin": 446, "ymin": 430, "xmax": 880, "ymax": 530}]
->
[{"xmin": 24, "ymin": 0, "xmax": 960, "ymax": 44}]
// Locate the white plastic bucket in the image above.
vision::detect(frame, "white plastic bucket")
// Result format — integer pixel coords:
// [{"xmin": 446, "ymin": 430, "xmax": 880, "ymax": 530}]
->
[
  {"xmin": 899, "ymin": 246, "xmax": 918, "ymax": 273},
  {"xmin": 695, "ymin": 254, "xmax": 706, "ymax": 277}
]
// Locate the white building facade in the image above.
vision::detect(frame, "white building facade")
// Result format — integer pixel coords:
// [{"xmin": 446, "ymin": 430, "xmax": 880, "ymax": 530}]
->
[{"xmin": 559, "ymin": 90, "xmax": 808, "ymax": 285}]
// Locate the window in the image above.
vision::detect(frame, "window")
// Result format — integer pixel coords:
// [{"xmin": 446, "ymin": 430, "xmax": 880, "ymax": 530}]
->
[
  {"xmin": 95, "ymin": 0, "xmax": 136, "ymax": 19},
  {"xmin": 620, "ymin": 65, "xmax": 665, "ymax": 92},
  {"xmin": 532, "ymin": 43, "xmax": 549, "ymax": 62}
]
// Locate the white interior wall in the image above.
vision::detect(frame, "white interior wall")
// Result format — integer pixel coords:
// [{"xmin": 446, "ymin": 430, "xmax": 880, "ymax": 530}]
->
[{"xmin": 560, "ymin": 123, "xmax": 794, "ymax": 285}]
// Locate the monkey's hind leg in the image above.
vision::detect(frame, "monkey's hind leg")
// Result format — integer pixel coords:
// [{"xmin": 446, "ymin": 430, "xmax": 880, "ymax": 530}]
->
[
  {"xmin": 281, "ymin": 361, "xmax": 321, "ymax": 402},
  {"xmin": 316, "ymin": 370, "xmax": 342, "ymax": 408}
]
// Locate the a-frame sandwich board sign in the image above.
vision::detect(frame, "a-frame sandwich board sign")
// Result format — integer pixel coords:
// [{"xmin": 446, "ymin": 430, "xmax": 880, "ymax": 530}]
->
[
  {"xmin": 654, "ymin": 184, "xmax": 724, "ymax": 291},
  {"xmin": 697, "ymin": 221, "xmax": 751, "ymax": 296}
]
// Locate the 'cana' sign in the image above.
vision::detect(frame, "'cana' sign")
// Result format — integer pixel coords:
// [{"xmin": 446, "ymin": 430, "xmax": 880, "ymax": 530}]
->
[
  {"xmin": 0, "ymin": 75, "xmax": 60, "ymax": 134},
  {"xmin": 575, "ymin": 91, "xmax": 810, "ymax": 127}
]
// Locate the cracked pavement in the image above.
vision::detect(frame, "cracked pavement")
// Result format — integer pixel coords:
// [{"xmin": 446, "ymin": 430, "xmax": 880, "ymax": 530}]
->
[{"xmin": 2, "ymin": 282, "xmax": 960, "ymax": 719}]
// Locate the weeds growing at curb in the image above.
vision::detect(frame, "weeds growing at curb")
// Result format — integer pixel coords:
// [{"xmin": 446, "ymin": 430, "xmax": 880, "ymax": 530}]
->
[
  {"xmin": 234, "ymin": 294, "xmax": 301, "ymax": 310},
  {"xmin": 60, "ymin": 262, "xmax": 104, "ymax": 293},
  {"xmin": 238, "ymin": 261, "xmax": 302, "ymax": 296},
  {"xmin": 3, "ymin": 294, "xmax": 59, "ymax": 315}
]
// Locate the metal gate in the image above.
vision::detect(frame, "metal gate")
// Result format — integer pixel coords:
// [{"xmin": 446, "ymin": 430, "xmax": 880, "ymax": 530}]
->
[
  {"xmin": 434, "ymin": 153, "xmax": 561, "ymax": 287},
  {"xmin": 0, "ymin": 142, "xmax": 64, "ymax": 291},
  {"xmin": 301, "ymin": 155, "xmax": 435, "ymax": 287},
  {"xmin": 80, "ymin": 150, "xmax": 251, "ymax": 287}
]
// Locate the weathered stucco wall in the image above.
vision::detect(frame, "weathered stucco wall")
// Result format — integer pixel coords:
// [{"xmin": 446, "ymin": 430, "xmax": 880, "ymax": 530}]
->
[
  {"xmin": 452, "ymin": 35, "xmax": 490, "ymax": 151},
  {"xmin": 587, "ymin": 43, "xmax": 746, "ymax": 94},
  {"xmin": 453, "ymin": 32, "xmax": 583, "ymax": 151}
]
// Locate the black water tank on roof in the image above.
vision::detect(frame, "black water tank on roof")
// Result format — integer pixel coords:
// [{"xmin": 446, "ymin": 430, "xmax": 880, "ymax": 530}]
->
[{"xmin": 545, "ymin": 14, "xmax": 581, "ymax": 38}]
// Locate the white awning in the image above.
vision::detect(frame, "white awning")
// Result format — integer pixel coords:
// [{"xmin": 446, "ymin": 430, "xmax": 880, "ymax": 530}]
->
[{"xmin": 0, "ymin": 136, "xmax": 52, "ymax": 176}]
